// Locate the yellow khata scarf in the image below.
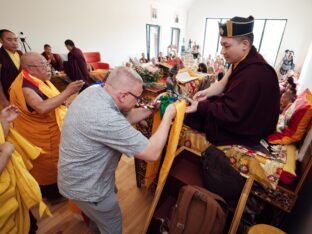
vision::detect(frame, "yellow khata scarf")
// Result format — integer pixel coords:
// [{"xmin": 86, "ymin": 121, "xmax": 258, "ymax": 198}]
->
[
  {"xmin": 19, "ymin": 70, "xmax": 67, "ymax": 129},
  {"xmin": 143, "ymin": 100, "xmax": 186, "ymax": 233},
  {"xmin": 156, "ymin": 100, "xmax": 186, "ymax": 188},
  {"xmin": 144, "ymin": 100, "xmax": 186, "ymax": 188},
  {"xmin": 0, "ymin": 126, "xmax": 51, "ymax": 234}
]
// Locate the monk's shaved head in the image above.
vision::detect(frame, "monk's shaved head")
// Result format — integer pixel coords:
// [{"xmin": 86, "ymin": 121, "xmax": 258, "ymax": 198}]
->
[{"xmin": 21, "ymin": 52, "xmax": 43, "ymax": 68}]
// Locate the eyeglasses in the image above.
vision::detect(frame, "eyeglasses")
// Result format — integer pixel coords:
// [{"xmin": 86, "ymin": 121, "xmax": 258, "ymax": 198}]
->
[
  {"xmin": 28, "ymin": 63, "xmax": 51, "ymax": 69},
  {"xmin": 127, "ymin": 91, "xmax": 145, "ymax": 104}
]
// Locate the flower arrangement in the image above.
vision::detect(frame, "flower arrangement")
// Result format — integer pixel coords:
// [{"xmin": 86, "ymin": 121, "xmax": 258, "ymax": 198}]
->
[{"xmin": 129, "ymin": 58, "xmax": 161, "ymax": 83}]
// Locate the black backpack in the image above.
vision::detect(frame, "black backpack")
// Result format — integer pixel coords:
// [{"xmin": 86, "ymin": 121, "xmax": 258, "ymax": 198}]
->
[{"xmin": 201, "ymin": 145, "xmax": 245, "ymax": 206}]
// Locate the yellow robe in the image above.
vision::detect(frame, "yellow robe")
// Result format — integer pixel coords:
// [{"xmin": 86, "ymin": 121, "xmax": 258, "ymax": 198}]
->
[
  {"xmin": 0, "ymin": 126, "xmax": 51, "ymax": 234},
  {"xmin": 9, "ymin": 71, "xmax": 67, "ymax": 185}
]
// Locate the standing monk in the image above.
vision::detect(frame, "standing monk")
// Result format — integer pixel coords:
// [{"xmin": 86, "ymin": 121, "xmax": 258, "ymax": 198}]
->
[
  {"xmin": 9, "ymin": 52, "xmax": 84, "ymax": 200},
  {"xmin": 0, "ymin": 29, "xmax": 23, "ymax": 107},
  {"xmin": 186, "ymin": 16, "xmax": 280, "ymax": 148},
  {"xmin": 63, "ymin": 39, "xmax": 93, "ymax": 88}
]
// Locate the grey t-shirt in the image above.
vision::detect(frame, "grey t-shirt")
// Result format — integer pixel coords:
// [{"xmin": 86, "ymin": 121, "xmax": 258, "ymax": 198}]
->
[{"xmin": 58, "ymin": 85, "xmax": 148, "ymax": 202}]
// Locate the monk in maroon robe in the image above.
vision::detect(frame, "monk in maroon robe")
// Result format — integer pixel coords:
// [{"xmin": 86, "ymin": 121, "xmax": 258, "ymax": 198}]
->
[
  {"xmin": 63, "ymin": 39, "xmax": 93, "ymax": 87},
  {"xmin": 186, "ymin": 16, "xmax": 280, "ymax": 148},
  {"xmin": 0, "ymin": 29, "xmax": 23, "ymax": 107},
  {"xmin": 41, "ymin": 44, "xmax": 63, "ymax": 71}
]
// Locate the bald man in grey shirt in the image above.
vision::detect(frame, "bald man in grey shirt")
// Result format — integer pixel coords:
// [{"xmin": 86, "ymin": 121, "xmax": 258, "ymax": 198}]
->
[{"xmin": 58, "ymin": 67, "xmax": 176, "ymax": 234}]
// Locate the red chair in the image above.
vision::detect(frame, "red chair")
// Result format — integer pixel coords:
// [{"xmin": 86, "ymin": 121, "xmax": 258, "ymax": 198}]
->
[{"xmin": 83, "ymin": 52, "xmax": 110, "ymax": 70}]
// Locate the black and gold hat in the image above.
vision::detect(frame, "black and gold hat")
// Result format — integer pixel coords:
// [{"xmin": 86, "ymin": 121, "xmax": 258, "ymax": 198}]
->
[{"xmin": 219, "ymin": 16, "xmax": 254, "ymax": 37}]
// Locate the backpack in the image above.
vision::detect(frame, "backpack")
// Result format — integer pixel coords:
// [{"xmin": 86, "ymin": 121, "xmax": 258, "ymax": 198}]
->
[{"xmin": 169, "ymin": 185, "xmax": 228, "ymax": 234}]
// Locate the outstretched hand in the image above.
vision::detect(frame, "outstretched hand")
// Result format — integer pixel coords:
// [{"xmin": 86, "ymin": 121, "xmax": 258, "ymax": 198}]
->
[
  {"xmin": 193, "ymin": 89, "xmax": 208, "ymax": 102},
  {"xmin": 164, "ymin": 103, "xmax": 177, "ymax": 120},
  {"xmin": 185, "ymin": 98, "xmax": 199, "ymax": 114},
  {"xmin": 65, "ymin": 80, "xmax": 85, "ymax": 95},
  {"xmin": 1, "ymin": 105, "xmax": 21, "ymax": 123}
]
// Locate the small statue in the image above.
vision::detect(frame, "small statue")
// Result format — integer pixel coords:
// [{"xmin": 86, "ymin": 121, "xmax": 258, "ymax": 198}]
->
[{"xmin": 279, "ymin": 50, "xmax": 295, "ymax": 76}]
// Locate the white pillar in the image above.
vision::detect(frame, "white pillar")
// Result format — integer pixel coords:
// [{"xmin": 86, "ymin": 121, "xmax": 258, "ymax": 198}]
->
[{"xmin": 298, "ymin": 41, "xmax": 312, "ymax": 93}]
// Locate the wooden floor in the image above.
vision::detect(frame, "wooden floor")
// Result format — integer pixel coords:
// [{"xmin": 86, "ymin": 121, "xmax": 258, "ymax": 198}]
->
[{"xmin": 32, "ymin": 156, "xmax": 153, "ymax": 234}]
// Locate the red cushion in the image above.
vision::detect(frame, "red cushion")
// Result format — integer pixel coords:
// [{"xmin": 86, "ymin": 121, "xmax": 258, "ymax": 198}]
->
[
  {"xmin": 91, "ymin": 62, "xmax": 110, "ymax": 70},
  {"xmin": 279, "ymin": 170, "xmax": 297, "ymax": 185},
  {"xmin": 83, "ymin": 52, "xmax": 101, "ymax": 63},
  {"xmin": 268, "ymin": 89, "xmax": 312, "ymax": 144}
]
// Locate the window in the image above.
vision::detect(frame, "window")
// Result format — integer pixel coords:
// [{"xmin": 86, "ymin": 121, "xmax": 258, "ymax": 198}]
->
[
  {"xmin": 253, "ymin": 20, "xmax": 265, "ymax": 50},
  {"xmin": 259, "ymin": 20, "xmax": 287, "ymax": 66},
  {"xmin": 203, "ymin": 18, "xmax": 221, "ymax": 58},
  {"xmin": 146, "ymin": 24, "xmax": 160, "ymax": 60},
  {"xmin": 171, "ymin": 28, "xmax": 180, "ymax": 51},
  {"xmin": 203, "ymin": 18, "xmax": 287, "ymax": 66}
]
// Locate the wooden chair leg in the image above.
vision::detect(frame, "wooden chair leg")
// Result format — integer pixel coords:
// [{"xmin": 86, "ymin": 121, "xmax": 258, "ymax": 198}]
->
[{"xmin": 229, "ymin": 176, "xmax": 255, "ymax": 234}]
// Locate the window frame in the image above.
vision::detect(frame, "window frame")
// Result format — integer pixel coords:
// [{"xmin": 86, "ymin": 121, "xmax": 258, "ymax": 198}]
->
[
  {"xmin": 146, "ymin": 24, "xmax": 160, "ymax": 61},
  {"xmin": 171, "ymin": 27, "xmax": 181, "ymax": 51},
  {"xmin": 202, "ymin": 17, "xmax": 287, "ymax": 66}
]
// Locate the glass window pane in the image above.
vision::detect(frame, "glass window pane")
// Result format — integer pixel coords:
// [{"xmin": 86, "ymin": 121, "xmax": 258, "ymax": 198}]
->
[
  {"xmin": 253, "ymin": 20, "xmax": 265, "ymax": 51},
  {"xmin": 259, "ymin": 20, "xmax": 286, "ymax": 66},
  {"xmin": 203, "ymin": 19, "xmax": 220, "ymax": 58},
  {"xmin": 171, "ymin": 28, "xmax": 180, "ymax": 49},
  {"xmin": 146, "ymin": 25, "xmax": 160, "ymax": 60}
]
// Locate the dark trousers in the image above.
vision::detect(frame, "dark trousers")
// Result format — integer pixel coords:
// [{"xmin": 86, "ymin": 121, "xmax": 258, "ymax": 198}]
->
[
  {"xmin": 29, "ymin": 211, "xmax": 38, "ymax": 234},
  {"xmin": 40, "ymin": 183, "xmax": 63, "ymax": 201}
]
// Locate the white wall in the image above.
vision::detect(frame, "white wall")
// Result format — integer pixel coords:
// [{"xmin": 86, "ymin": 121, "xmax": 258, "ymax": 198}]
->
[
  {"xmin": 186, "ymin": 0, "xmax": 312, "ymax": 71},
  {"xmin": 0, "ymin": 0, "xmax": 187, "ymax": 67},
  {"xmin": 2, "ymin": 0, "xmax": 311, "ymax": 70},
  {"xmin": 298, "ymin": 41, "xmax": 312, "ymax": 93}
]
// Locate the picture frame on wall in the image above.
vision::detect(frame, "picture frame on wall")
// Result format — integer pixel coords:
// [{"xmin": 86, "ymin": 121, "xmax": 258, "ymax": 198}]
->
[
  {"xmin": 151, "ymin": 7, "xmax": 158, "ymax": 21},
  {"xmin": 174, "ymin": 13, "xmax": 179, "ymax": 24}
]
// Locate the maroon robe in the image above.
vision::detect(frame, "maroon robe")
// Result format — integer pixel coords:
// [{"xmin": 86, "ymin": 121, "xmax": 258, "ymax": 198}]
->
[
  {"xmin": 41, "ymin": 52, "xmax": 63, "ymax": 71},
  {"xmin": 185, "ymin": 46, "xmax": 280, "ymax": 147},
  {"xmin": 63, "ymin": 47, "xmax": 93, "ymax": 86},
  {"xmin": 0, "ymin": 47, "xmax": 23, "ymax": 99}
]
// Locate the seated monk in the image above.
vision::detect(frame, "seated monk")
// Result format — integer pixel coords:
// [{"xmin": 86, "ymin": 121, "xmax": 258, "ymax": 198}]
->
[
  {"xmin": 139, "ymin": 52, "xmax": 148, "ymax": 63},
  {"xmin": 9, "ymin": 52, "xmax": 84, "ymax": 201},
  {"xmin": 186, "ymin": 16, "xmax": 280, "ymax": 149},
  {"xmin": 63, "ymin": 39, "xmax": 94, "ymax": 89},
  {"xmin": 158, "ymin": 52, "xmax": 166, "ymax": 63},
  {"xmin": 41, "ymin": 44, "xmax": 63, "ymax": 71},
  {"xmin": 280, "ymin": 92, "xmax": 295, "ymax": 114}
]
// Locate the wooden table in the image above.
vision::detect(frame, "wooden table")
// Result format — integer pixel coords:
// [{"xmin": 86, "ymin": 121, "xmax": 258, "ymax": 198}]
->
[{"xmin": 50, "ymin": 72, "xmax": 71, "ymax": 92}]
